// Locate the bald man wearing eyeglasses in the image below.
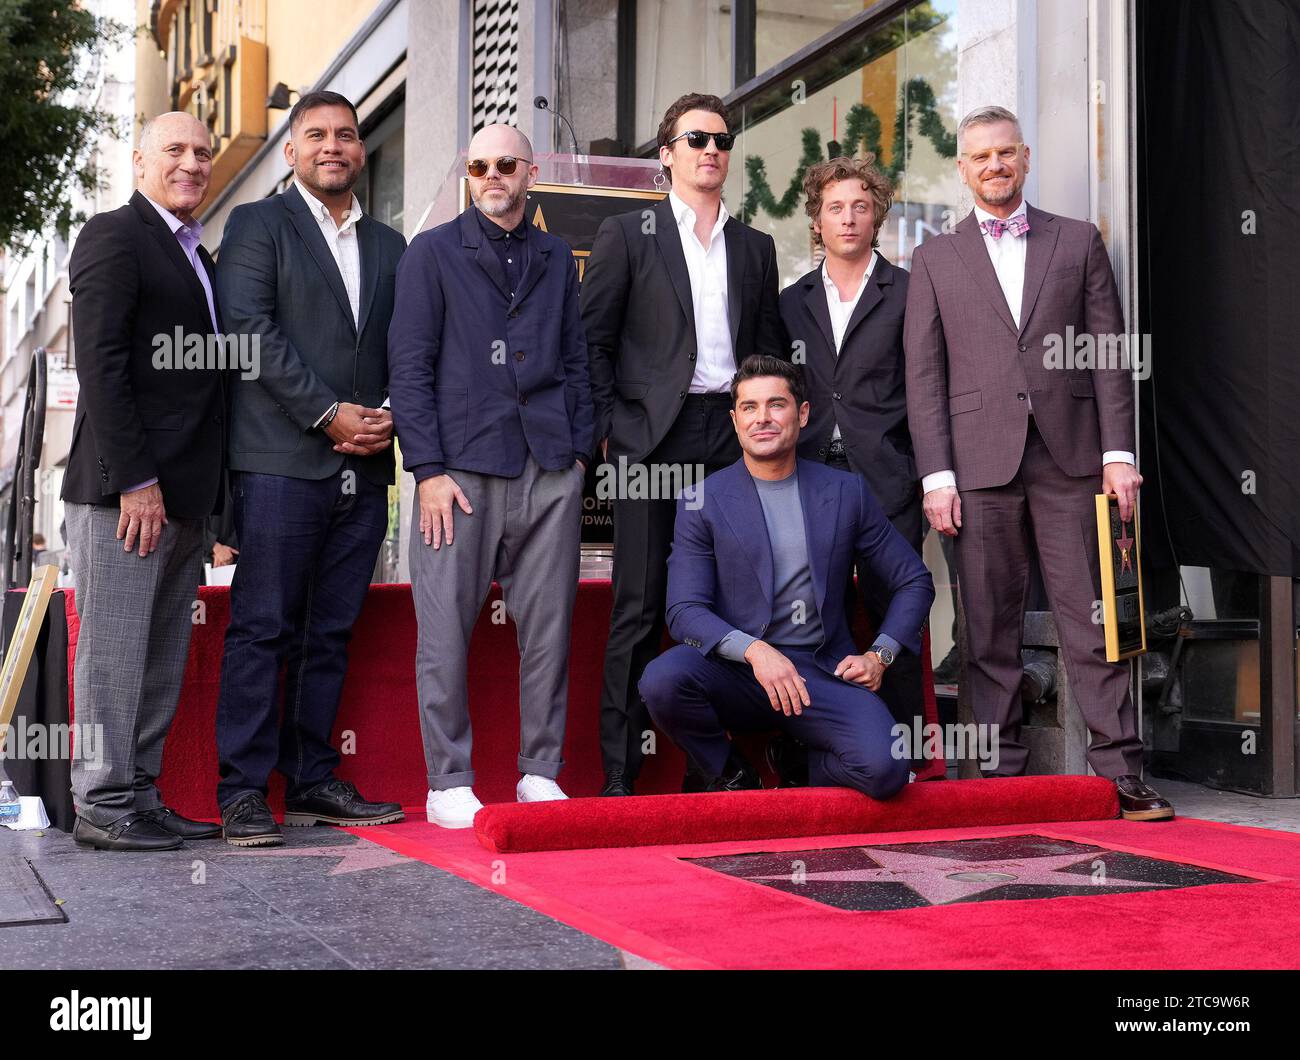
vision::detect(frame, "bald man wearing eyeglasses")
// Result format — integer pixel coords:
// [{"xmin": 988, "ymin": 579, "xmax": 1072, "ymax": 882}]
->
[{"xmin": 388, "ymin": 123, "xmax": 595, "ymax": 828}]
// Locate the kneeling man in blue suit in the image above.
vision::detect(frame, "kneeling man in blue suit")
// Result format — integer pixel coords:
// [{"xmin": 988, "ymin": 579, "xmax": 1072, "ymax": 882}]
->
[{"xmin": 639, "ymin": 355, "xmax": 935, "ymax": 797}]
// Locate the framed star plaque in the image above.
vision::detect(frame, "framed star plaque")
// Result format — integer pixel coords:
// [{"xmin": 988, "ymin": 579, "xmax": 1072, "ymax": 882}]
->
[{"xmin": 1095, "ymin": 495, "xmax": 1146, "ymax": 661}]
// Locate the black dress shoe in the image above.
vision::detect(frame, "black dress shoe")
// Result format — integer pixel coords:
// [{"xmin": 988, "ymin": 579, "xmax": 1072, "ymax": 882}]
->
[
  {"xmin": 1115, "ymin": 774, "xmax": 1175, "ymax": 822},
  {"xmin": 222, "ymin": 792, "xmax": 284, "ymax": 847},
  {"xmin": 283, "ymin": 779, "xmax": 404, "ymax": 827},
  {"xmin": 706, "ymin": 749, "xmax": 762, "ymax": 793},
  {"xmin": 707, "ymin": 764, "xmax": 763, "ymax": 792},
  {"xmin": 73, "ymin": 812, "xmax": 181, "ymax": 852},
  {"xmin": 600, "ymin": 769, "xmax": 633, "ymax": 797},
  {"xmin": 139, "ymin": 806, "xmax": 222, "ymax": 840},
  {"xmin": 765, "ymin": 733, "xmax": 809, "ymax": 788},
  {"xmin": 681, "ymin": 760, "xmax": 710, "ymax": 793}
]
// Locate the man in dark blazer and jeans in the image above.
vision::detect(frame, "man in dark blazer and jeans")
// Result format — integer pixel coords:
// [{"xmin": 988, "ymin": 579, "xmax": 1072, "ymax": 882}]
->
[
  {"xmin": 215, "ymin": 91, "xmax": 407, "ymax": 846},
  {"xmin": 388, "ymin": 123, "xmax": 594, "ymax": 829},
  {"xmin": 63, "ymin": 112, "xmax": 228, "ymax": 851},
  {"xmin": 780, "ymin": 156, "xmax": 924, "ymax": 781},
  {"xmin": 582, "ymin": 92, "xmax": 786, "ymax": 796}
]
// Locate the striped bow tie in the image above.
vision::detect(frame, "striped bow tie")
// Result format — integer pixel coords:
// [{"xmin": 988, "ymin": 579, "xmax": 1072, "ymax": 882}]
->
[{"xmin": 981, "ymin": 216, "xmax": 1030, "ymax": 239}]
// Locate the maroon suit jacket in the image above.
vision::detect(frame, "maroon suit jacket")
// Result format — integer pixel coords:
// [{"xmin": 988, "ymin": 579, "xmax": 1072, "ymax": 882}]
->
[{"xmin": 903, "ymin": 204, "xmax": 1134, "ymax": 491}]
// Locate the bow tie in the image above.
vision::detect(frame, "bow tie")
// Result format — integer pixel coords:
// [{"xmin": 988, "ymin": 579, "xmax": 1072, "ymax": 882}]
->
[{"xmin": 980, "ymin": 215, "xmax": 1030, "ymax": 239}]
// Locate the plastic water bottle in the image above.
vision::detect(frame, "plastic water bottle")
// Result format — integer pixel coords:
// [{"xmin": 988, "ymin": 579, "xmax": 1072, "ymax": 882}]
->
[{"xmin": 0, "ymin": 780, "xmax": 20, "ymax": 823}]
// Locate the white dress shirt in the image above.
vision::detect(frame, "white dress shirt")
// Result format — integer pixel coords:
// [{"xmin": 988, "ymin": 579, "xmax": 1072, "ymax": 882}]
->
[
  {"xmin": 921, "ymin": 201, "xmax": 1133, "ymax": 496},
  {"xmin": 294, "ymin": 181, "xmax": 365, "ymax": 426},
  {"xmin": 669, "ymin": 190, "xmax": 734, "ymax": 393},
  {"xmin": 821, "ymin": 250, "xmax": 878, "ymax": 440},
  {"xmin": 295, "ymin": 179, "xmax": 363, "ymax": 326}
]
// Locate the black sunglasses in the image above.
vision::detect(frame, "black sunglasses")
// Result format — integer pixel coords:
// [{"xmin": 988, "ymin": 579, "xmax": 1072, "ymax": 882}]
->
[
  {"xmin": 666, "ymin": 130, "xmax": 735, "ymax": 151},
  {"xmin": 466, "ymin": 155, "xmax": 532, "ymax": 177}
]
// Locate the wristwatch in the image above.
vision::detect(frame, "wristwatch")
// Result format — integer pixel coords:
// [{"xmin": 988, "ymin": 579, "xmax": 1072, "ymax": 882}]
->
[{"xmin": 868, "ymin": 643, "xmax": 895, "ymax": 667}]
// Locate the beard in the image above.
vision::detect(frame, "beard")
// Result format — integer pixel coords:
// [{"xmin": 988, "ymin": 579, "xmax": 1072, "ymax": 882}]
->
[
  {"xmin": 299, "ymin": 161, "xmax": 358, "ymax": 197},
  {"xmin": 476, "ymin": 184, "xmax": 527, "ymax": 217},
  {"xmin": 978, "ymin": 172, "xmax": 1023, "ymax": 206}
]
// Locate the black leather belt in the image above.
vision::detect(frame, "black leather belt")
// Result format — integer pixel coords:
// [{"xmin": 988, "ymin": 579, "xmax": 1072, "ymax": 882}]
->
[
  {"xmin": 827, "ymin": 438, "xmax": 848, "ymax": 458},
  {"xmin": 684, "ymin": 392, "xmax": 733, "ymax": 407}
]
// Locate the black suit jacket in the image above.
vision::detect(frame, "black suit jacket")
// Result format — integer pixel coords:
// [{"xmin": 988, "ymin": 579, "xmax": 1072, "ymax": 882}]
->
[
  {"xmin": 581, "ymin": 196, "xmax": 785, "ymax": 462},
  {"xmin": 216, "ymin": 186, "xmax": 407, "ymax": 487},
  {"xmin": 782, "ymin": 254, "xmax": 919, "ymax": 518},
  {"xmin": 62, "ymin": 191, "xmax": 227, "ymax": 520}
]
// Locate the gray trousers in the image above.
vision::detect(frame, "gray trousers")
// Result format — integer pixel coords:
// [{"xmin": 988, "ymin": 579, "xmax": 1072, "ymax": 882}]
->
[
  {"xmin": 409, "ymin": 456, "xmax": 583, "ymax": 789},
  {"xmin": 65, "ymin": 501, "xmax": 204, "ymax": 826}
]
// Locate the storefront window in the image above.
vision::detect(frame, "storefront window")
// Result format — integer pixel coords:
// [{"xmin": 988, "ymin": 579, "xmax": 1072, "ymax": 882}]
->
[
  {"xmin": 634, "ymin": 0, "xmax": 731, "ymax": 146},
  {"xmin": 726, "ymin": 0, "xmax": 959, "ymax": 285},
  {"xmin": 362, "ymin": 104, "xmax": 405, "ymax": 233}
]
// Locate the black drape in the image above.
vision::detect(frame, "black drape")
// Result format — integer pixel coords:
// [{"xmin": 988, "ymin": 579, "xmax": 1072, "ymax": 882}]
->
[{"xmin": 1138, "ymin": 0, "xmax": 1300, "ymax": 577}]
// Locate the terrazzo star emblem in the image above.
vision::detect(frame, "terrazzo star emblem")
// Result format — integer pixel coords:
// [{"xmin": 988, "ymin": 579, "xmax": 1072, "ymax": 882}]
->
[
  {"xmin": 747, "ymin": 848, "xmax": 1170, "ymax": 905},
  {"xmin": 218, "ymin": 842, "xmax": 409, "ymax": 876}
]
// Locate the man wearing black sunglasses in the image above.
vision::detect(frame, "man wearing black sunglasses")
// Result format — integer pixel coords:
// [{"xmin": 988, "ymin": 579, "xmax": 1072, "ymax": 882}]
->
[{"xmin": 583, "ymin": 92, "xmax": 786, "ymax": 796}]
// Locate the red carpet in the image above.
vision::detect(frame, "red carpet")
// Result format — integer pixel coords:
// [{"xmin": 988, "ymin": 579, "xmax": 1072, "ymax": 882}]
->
[
  {"xmin": 474, "ymin": 775, "xmax": 1120, "ymax": 852},
  {"xmin": 350, "ymin": 815, "xmax": 1300, "ymax": 969},
  {"xmin": 62, "ymin": 583, "xmax": 943, "ymax": 818}
]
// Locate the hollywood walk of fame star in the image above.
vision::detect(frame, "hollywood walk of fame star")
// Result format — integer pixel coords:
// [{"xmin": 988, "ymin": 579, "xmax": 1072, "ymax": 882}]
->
[
  {"xmin": 745, "ymin": 848, "xmax": 1170, "ymax": 905},
  {"xmin": 218, "ymin": 841, "xmax": 410, "ymax": 877}
]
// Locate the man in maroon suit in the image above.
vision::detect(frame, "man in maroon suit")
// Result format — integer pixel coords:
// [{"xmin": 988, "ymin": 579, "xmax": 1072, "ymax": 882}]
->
[{"xmin": 904, "ymin": 105, "xmax": 1172, "ymax": 821}]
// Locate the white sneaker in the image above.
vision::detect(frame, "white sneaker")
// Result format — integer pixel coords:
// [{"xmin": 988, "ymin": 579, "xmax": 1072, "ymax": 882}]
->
[
  {"xmin": 516, "ymin": 775, "xmax": 568, "ymax": 803},
  {"xmin": 426, "ymin": 786, "xmax": 483, "ymax": 828}
]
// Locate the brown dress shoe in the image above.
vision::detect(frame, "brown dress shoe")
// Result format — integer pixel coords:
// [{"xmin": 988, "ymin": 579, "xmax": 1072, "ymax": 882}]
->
[{"xmin": 1115, "ymin": 774, "xmax": 1175, "ymax": 821}]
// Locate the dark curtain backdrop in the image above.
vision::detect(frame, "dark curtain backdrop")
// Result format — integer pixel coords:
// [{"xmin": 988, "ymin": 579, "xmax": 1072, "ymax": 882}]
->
[{"xmin": 1138, "ymin": 0, "xmax": 1300, "ymax": 578}]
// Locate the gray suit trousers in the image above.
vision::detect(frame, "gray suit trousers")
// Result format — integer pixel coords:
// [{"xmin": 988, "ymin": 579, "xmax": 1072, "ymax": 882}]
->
[
  {"xmin": 66, "ymin": 501, "xmax": 204, "ymax": 825},
  {"xmin": 409, "ymin": 455, "xmax": 583, "ymax": 789}
]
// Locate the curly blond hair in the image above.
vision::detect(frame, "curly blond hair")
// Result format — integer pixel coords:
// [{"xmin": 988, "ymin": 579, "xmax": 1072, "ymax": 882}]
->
[{"xmin": 802, "ymin": 155, "xmax": 893, "ymax": 249}]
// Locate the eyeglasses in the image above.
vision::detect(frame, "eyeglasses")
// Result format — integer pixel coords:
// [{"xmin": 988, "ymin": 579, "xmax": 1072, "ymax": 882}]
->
[
  {"xmin": 666, "ymin": 130, "xmax": 736, "ymax": 151},
  {"xmin": 466, "ymin": 155, "xmax": 532, "ymax": 177},
  {"xmin": 961, "ymin": 143, "xmax": 1025, "ymax": 166}
]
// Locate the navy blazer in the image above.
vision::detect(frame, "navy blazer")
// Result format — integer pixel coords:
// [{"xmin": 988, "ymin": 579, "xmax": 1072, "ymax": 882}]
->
[
  {"xmin": 217, "ymin": 187, "xmax": 406, "ymax": 487},
  {"xmin": 387, "ymin": 206, "xmax": 595, "ymax": 479},
  {"xmin": 665, "ymin": 458, "xmax": 934, "ymax": 673}
]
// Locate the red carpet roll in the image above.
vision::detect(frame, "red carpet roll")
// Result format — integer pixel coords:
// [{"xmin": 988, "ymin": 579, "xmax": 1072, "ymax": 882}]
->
[{"xmin": 473, "ymin": 775, "xmax": 1121, "ymax": 853}]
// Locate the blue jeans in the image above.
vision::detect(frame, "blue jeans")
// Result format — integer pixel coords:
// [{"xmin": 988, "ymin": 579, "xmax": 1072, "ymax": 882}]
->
[{"xmin": 216, "ymin": 467, "xmax": 388, "ymax": 807}]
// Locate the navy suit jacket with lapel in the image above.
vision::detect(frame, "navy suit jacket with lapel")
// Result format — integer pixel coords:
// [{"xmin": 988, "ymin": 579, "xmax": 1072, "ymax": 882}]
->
[
  {"xmin": 782, "ymin": 254, "xmax": 918, "ymax": 517},
  {"xmin": 216, "ymin": 185, "xmax": 407, "ymax": 487},
  {"xmin": 665, "ymin": 457, "xmax": 934, "ymax": 673},
  {"xmin": 581, "ymin": 196, "xmax": 787, "ymax": 462},
  {"xmin": 63, "ymin": 191, "xmax": 228, "ymax": 520},
  {"xmin": 387, "ymin": 205, "xmax": 595, "ymax": 479}
]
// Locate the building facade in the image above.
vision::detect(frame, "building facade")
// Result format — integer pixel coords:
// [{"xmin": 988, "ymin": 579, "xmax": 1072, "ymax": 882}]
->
[{"xmin": 1, "ymin": 0, "xmax": 139, "ymax": 574}]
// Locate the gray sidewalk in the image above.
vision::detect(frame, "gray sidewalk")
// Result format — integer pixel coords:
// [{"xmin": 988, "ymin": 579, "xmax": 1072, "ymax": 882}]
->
[{"xmin": 1, "ymin": 778, "xmax": 1295, "ymax": 970}]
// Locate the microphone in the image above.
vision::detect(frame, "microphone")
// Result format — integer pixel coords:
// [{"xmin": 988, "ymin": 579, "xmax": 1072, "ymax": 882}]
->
[{"xmin": 534, "ymin": 95, "xmax": 581, "ymax": 157}]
